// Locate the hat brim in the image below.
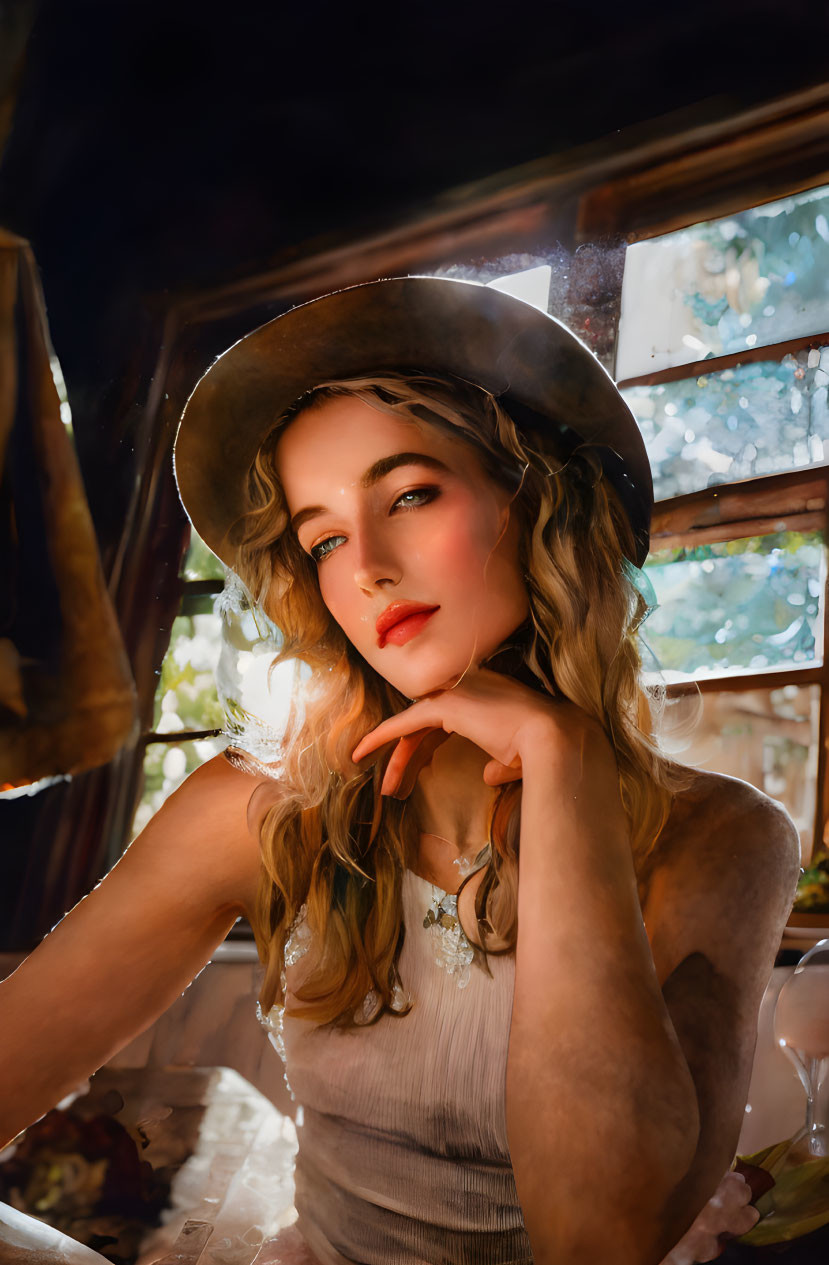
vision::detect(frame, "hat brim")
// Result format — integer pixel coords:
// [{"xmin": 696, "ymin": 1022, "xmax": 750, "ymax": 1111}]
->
[{"xmin": 174, "ymin": 276, "xmax": 652, "ymax": 567}]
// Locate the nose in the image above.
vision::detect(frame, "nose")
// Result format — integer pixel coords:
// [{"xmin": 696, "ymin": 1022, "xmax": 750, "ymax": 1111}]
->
[{"xmin": 352, "ymin": 525, "xmax": 402, "ymax": 593}]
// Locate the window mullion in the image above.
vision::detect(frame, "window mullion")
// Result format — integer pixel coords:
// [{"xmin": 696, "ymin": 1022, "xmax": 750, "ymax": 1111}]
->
[
  {"xmin": 665, "ymin": 663, "xmax": 824, "ymax": 698},
  {"xmin": 142, "ymin": 728, "xmax": 224, "ymax": 745},
  {"xmin": 651, "ymin": 465, "xmax": 828, "ymax": 551},
  {"xmin": 816, "ymin": 481, "xmax": 829, "ymax": 864},
  {"xmin": 617, "ymin": 329, "xmax": 829, "ymax": 392}
]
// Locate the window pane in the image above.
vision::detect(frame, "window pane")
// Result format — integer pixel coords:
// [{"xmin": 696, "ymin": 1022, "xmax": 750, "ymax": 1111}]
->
[
  {"xmin": 617, "ymin": 183, "xmax": 829, "ymax": 378},
  {"xmin": 643, "ymin": 533, "xmax": 824, "ymax": 680},
  {"xmin": 622, "ymin": 344, "xmax": 829, "ymax": 500},
  {"xmin": 152, "ymin": 610, "xmax": 225, "ymax": 731},
  {"xmin": 660, "ymin": 684, "xmax": 818, "ymax": 859},
  {"xmin": 132, "ymin": 736, "xmax": 228, "ymax": 839},
  {"xmin": 181, "ymin": 528, "xmax": 225, "ymax": 581}
]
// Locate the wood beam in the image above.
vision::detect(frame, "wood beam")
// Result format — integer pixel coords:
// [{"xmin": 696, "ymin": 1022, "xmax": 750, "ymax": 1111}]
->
[
  {"xmin": 617, "ymin": 331, "xmax": 829, "ymax": 391},
  {"xmin": 578, "ymin": 101, "xmax": 829, "ymax": 241},
  {"xmin": 651, "ymin": 466, "xmax": 828, "ymax": 547},
  {"xmin": 664, "ymin": 663, "xmax": 823, "ymax": 697}
]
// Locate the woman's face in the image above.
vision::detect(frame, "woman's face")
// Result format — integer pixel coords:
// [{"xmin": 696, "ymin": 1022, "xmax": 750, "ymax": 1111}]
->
[{"xmin": 275, "ymin": 395, "xmax": 530, "ymax": 698}]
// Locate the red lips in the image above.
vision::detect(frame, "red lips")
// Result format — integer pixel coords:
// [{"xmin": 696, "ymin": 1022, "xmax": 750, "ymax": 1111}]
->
[{"xmin": 376, "ymin": 601, "xmax": 440, "ymax": 648}]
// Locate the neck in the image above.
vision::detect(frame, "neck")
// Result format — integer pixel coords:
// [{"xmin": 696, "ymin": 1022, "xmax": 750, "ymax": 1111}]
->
[{"xmin": 408, "ymin": 734, "xmax": 494, "ymax": 866}]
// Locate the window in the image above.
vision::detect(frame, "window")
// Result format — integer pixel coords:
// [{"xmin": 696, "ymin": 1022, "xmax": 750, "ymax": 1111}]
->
[
  {"xmin": 133, "ymin": 532, "xmax": 299, "ymax": 841},
  {"xmin": 616, "ymin": 183, "xmax": 829, "ymax": 908},
  {"xmin": 131, "ymin": 533, "xmax": 227, "ymax": 838},
  {"xmin": 439, "ymin": 188, "xmax": 829, "ymax": 903}
]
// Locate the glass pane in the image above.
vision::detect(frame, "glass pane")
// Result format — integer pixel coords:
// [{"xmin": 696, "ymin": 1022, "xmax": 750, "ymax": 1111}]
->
[
  {"xmin": 617, "ymin": 183, "xmax": 829, "ymax": 378},
  {"xmin": 659, "ymin": 684, "xmax": 818, "ymax": 859},
  {"xmin": 152, "ymin": 611, "xmax": 226, "ymax": 732},
  {"xmin": 622, "ymin": 344, "xmax": 829, "ymax": 500},
  {"xmin": 181, "ymin": 528, "xmax": 225, "ymax": 581},
  {"xmin": 643, "ymin": 533, "xmax": 824, "ymax": 680},
  {"xmin": 132, "ymin": 735, "xmax": 228, "ymax": 839}
]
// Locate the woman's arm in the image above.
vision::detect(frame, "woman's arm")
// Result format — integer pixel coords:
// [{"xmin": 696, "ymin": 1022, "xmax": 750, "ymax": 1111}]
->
[
  {"xmin": 0, "ymin": 754, "xmax": 263, "ymax": 1149},
  {"xmin": 351, "ymin": 673, "xmax": 800, "ymax": 1265},
  {"xmin": 637, "ymin": 779, "xmax": 800, "ymax": 1257},
  {"xmin": 509, "ymin": 724, "xmax": 799, "ymax": 1265},
  {"xmin": 507, "ymin": 720, "xmax": 700, "ymax": 1264}
]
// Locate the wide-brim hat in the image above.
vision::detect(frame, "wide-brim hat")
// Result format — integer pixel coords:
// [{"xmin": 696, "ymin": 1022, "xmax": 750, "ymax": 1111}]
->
[{"xmin": 174, "ymin": 276, "xmax": 652, "ymax": 567}]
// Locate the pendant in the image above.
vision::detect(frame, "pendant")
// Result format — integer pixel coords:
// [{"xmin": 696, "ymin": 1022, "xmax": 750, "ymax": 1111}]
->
[{"xmin": 423, "ymin": 888, "xmax": 475, "ymax": 988}]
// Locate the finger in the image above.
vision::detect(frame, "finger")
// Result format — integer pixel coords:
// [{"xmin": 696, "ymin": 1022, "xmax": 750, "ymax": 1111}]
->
[
  {"xmin": 718, "ymin": 1172, "xmax": 751, "ymax": 1210},
  {"xmin": 694, "ymin": 1237, "xmax": 724, "ymax": 1262},
  {"xmin": 382, "ymin": 729, "xmax": 450, "ymax": 799},
  {"xmin": 381, "ymin": 728, "xmax": 434, "ymax": 796},
  {"xmin": 735, "ymin": 1205, "xmax": 761, "ymax": 1232},
  {"xmin": 483, "ymin": 759, "xmax": 523, "ymax": 786},
  {"xmin": 717, "ymin": 1206, "xmax": 760, "ymax": 1250},
  {"xmin": 352, "ymin": 701, "xmax": 442, "ymax": 763},
  {"xmin": 389, "ymin": 730, "xmax": 451, "ymax": 799}
]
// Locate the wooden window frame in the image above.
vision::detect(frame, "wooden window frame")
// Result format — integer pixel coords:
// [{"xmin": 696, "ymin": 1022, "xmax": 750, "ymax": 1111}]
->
[{"xmin": 579, "ymin": 133, "xmax": 829, "ymax": 865}]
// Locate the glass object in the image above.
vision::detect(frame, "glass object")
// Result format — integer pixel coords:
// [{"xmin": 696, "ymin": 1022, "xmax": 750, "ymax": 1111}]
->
[
  {"xmin": 131, "ymin": 734, "xmax": 228, "ymax": 839},
  {"xmin": 775, "ymin": 940, "xmax": 829, "ymax": 1162},
  {"xmin": 736, "ymin": 941, "xmax": 829, "ymax": 1246},
  {"xmin": 152, "ymin": 605, "xmax": 225, "ymax": 732},
  {"xmin": 617, "ymin": 182, "xmax": 829, "ymax": 378},
  {"xmin": 622, "ymin": 345, "xmax": 829, "ymax": 500},
  {"xmin": 643, "ymin": 533, "xmax": 824, "ymax": 679},
  {"xmin": 657, "ymin": 684, "xmax": 818, "ymax": 859},
  {"xmin": 774, "ymin": 936, "xmax": 829, "ymax": 1158},
  {"xmin": 181, "ymin": 528, "xmax": 225, "ymax": 582},
  {"xmin": 214, "ymin": 569, "xmax": 309, "ymax": 761}
]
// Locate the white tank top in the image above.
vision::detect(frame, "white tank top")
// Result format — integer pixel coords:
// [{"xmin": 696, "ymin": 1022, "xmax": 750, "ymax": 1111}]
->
[{"xmin": 258, "ymin": 867, "xmax": 533, "ymax": 1264}]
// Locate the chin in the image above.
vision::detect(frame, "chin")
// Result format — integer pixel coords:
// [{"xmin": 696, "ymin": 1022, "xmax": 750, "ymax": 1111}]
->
[{"xmin": 377, "ymin": 640, "xmax": 507, "ymax": 699}]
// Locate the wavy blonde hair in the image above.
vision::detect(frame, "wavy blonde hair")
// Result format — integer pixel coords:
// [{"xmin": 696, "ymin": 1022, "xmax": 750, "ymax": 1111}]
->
[{"xmin": 232, "ymin": 371, "xmax": 684, "ymax": 1026}]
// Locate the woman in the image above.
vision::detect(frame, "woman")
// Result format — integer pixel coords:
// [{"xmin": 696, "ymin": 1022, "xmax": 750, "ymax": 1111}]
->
[{"xmin": 1, "ymin": 278, "xmax": 799, "ymax": 1264}]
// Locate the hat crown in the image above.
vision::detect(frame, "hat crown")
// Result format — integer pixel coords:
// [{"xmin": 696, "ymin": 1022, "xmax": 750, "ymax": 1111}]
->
[{"xmin": 175, "ymin": 276, "xmax": 652, "ymax": 566}]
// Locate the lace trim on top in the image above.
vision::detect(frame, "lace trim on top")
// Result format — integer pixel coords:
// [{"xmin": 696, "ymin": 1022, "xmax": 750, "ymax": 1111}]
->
[
  {"xmin": 256, "ymin": 905, "xmax": 311, "ymax": 1095},
  {"xmin": 256, "ymin": 904, "xmax": 410, "ymax": 1094}
]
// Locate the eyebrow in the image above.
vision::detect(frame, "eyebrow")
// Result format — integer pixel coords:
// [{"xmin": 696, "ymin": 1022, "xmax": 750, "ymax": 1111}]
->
[{"xmin": 289, "ymin": 452, "xmax": 451, "ymax": 533}]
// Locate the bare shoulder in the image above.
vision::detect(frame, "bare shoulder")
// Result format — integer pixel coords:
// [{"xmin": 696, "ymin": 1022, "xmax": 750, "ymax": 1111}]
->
[
  {"xmin": 132, "ymin": 749, "xmax": 275, "ymax": 920},
  {"xmin": 657, "ymin": 767, "xmax": 801, "ymax": 882},
  {"xmin": 642, "ymin": 768, "xmax": 801, "ymax": 988}
]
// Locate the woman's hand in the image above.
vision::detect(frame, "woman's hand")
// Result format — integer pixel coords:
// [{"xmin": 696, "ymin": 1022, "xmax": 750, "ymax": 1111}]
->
[
  {"xmin": 350, "ymin": 666, "xmax": 602, "ymax": 798},
  {"xmin": 659, "ymin": 1171, "xmax": 760, "ymax": 1264}
]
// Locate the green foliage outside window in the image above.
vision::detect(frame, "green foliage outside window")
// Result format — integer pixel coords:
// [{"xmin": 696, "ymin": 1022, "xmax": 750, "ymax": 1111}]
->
[
  {"xmin": 643, "ymin": 532, "xmax": 824, "ymax": 679},
  {"xmin": 152, "ymin": 612, "xmax": 226, "ymax": 733}
]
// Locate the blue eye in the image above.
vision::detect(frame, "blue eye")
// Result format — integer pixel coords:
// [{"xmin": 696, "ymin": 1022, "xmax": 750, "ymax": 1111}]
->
[
  {"xmin": 309, "ymin": 488, "xmax": 438, "ymax": 563},
  {"xmin": 393, "ymin": 486, "xmax": 438, "ymax": 511},
  {"xmin": 310, "ymin": 534, "xmax": 346, "ymax": 563}
]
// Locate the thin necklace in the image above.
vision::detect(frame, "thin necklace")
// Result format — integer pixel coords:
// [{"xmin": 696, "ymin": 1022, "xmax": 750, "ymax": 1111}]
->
[{"xmin": 419, "ymin": 831, "xmax": 490, "ymax": 879}]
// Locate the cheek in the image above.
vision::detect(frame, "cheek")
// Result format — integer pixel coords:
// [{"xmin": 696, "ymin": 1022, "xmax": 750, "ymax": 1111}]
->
[
  {"xmin": 421, "ymin": 499, "xmax": 504, "ymax": 580},
  {"xmin": 316, "ymin": 568, "xmax": 356, "ymax": 626}
]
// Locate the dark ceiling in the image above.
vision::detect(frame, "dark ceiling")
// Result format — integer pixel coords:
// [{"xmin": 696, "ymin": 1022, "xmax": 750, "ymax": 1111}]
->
[
  {"xmin": 0, "ymin": 0, "xmax": 827, "ymax": 533},
  {"xmin": 2, "ymin": 0, "xmax": 827, "ymax": 361}
]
